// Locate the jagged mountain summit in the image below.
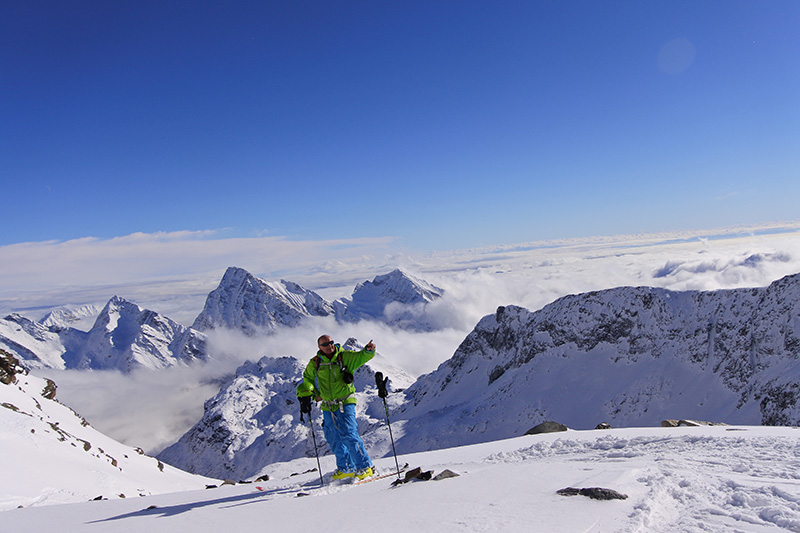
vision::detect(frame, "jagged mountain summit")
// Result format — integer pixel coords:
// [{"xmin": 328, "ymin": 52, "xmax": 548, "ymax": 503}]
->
[
  {"xmin": 71, "ymin": 296, "xmax": 207, "ymax": 371},
  {"xmin": 393, "ymin": 272, "xmax": 800, "ymax": 454},
  {"xmin": 191, "ymin": 267, "xmax": 333, "ymax": 335},
  {"xmin": 1, "ymin": 267, "xmax": 444, "ymax": 371},
  {"xmin": 0, "ymin": 350, "xmax": 217, "ymax": 509},
  {"xmin": 159, "ymin": 273, "xmax": 800, "ymax": 479},
  {"xmin": 192, "ymin": 266, "xmax": 445, "ymax": 334},
  {"xmin": 39, "ymin": 304, "xmax": 102, "ymax": 331},
  {"xmin": 334, "ymin": 268, "xmax": 445, "ymax": 331},
  {"xmin": 0, "ymin": 297, "xmax": 207, "ymax": 372}
]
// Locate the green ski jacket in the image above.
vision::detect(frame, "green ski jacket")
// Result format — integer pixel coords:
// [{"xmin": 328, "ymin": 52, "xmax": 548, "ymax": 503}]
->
[{"xmin": 297, "ymin": 343, "xmax": 375, "ymax": 412}]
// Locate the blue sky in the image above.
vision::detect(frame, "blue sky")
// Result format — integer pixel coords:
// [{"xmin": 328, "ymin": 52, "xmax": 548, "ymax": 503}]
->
[{"xmin": 2, "ymin": 1, "xmax": 798, "ymax": 251}]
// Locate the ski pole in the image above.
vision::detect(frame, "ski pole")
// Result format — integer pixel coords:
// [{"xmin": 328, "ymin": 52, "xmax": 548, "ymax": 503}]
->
[
  {"xmin": 375, "ymin": 372, "xmax": 401, "ymax": 479},
  {"xmin": 300, "ymin": 400, "xmax": 324, "ymax": 488}
]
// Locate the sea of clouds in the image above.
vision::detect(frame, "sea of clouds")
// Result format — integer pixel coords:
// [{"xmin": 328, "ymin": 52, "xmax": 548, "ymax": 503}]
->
[{"xmin": 6, "ymin": 222, "xmax": 800, "ymax": 454}]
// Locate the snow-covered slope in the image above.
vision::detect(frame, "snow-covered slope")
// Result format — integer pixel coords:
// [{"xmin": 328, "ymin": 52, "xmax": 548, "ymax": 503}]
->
[
  {"xmin": 0, "ymin": 314, "xmax": 67, "ymax": 369},
  {"xmin": 158, "ymin": 338, "xmax": 415, "ymax": 480},
  {"xmin": 157, "ymin": 356, "xmax": 309, "ymax": 480},
  {"xmin": 394, "ymin": 272, "xmax": 800, "ymax": 453},
  {"xmin": 0, "ymin": 351, "xmax": 218, "ymax": 511},
  {"xmin": 6, "ymin": 425, "xmax": 800, "ymax": 532},
  {"xmin": 334, "ymin": 269, "xmax": 445, "ymax": 330},
  {"xmin": 39, "ymin": 304, "xmax": 102, "ymax": 331},
  {"xmin": 66, "ymin": 296, "xmax": 207, "ymax": 372},
  {"xmin": 191, "ymin": 267, "xmax": 333, "ymax": 334},
  {"xmin": 161, "ymin": 274, "xmax": 800, "ymax": 480}
]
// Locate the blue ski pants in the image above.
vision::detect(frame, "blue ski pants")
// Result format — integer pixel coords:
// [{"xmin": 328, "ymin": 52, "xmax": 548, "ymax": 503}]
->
[{"xmin": 322, "ymin": 403, "xmax": 373, "ymax": 472}]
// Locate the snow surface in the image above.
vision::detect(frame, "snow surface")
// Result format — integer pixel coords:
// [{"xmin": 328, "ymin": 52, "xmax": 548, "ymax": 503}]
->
[
  {"xmin": 4, "ymin": 424, "xmax": 800, "ymax": 532},
  {"xmin": 0, "ymin": 314, "xmax": 67, "ymax": 369},
  {"xmin": 0, "ymin": 369, "xmax": 218, "ymax": 512}
]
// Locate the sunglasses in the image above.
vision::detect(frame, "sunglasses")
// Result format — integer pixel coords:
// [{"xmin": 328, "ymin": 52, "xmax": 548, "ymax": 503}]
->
[{"xmin": 319, "ymin": 340, "xmax": 335, "ymax": 347}]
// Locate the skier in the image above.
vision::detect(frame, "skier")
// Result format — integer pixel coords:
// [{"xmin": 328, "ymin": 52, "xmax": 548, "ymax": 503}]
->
[{"xmin": 297, "ymin": 335, "xmax": 376, "ymax": 480}]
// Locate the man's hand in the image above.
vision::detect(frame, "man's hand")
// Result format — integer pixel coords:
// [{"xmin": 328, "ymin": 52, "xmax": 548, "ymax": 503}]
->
[
  {"xmin": 299, "ymin": 396, "xmax": 312, "ymax": 414},
  {"xmin": 365, "ymin": 339, "xmax": 376, "ymax": 352}
]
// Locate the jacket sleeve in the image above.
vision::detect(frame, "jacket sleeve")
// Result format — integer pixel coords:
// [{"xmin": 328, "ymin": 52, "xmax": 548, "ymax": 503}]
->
[
  {"xmin": 342, "ymin": 347, "xmax": 375, "ymax": 371},
  {"xmin": 297, "ymin": 360, "xmax": 319, "ymax": 397}
]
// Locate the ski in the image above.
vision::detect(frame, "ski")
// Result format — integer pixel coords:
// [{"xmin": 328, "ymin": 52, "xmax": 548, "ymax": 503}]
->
[
  {"xmin": 257, "ymin": 463, "xmax": 411, "ymax": 497},
  {"xmin": 353, "ymin": 463, "xmax": 410, "ymax": 485}
]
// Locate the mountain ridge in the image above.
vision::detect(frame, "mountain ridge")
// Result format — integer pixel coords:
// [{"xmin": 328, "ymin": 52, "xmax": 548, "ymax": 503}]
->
[{"xmin": 157, "ymin": 273, "xmax": 800, "ymax": 479}]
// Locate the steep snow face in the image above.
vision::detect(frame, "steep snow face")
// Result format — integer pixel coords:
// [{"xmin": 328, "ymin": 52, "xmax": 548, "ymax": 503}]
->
[
  {"xmin": 395, "ymin": 273, "xmax": 800, "ymax": 453},
  {"xmin": 334, "ymin": 269, "xmax": 445, "ymax": 330},
  {"xmin": 70, "ymin": 296, "xmax": 207, "ymax": 372},
  {"xmin": 158, "ymin": 356, "xmax": 311, "ymax": 480},
  {"xmin": 192, "ymin": 267, "xmax": 333, "ymax": 335},
  {"xmin": 0, "ymin": 314, "xmax": 67, "ymax": 369},
  {"xmin": 0, "ymin": 352, "xmax": 217, "ymax": 510}
]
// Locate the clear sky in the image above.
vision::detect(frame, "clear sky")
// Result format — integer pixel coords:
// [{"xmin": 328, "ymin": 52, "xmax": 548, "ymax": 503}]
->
[{"xmin": 2, "ymin": 1, "xmax": 798, "ymax": 251}]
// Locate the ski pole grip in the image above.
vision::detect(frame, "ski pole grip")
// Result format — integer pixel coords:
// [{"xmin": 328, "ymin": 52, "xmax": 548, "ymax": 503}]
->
[{"xmin": 375, "ymin": 372, "xmax": 389, "ymax": 398}]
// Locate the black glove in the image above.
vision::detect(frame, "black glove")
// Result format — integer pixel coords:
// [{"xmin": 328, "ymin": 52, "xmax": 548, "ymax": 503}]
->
[
  {"xmin": 299, "ymin": 396, "xmax": 312, "ymax": 414},
  {"xmin": 375, "ymin": 372, "xmax": 389, "ymax": 399}
]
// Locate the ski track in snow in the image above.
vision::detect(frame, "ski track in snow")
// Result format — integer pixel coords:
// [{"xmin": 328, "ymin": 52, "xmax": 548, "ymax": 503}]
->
[
  {"xmin": 5, "ymin": 426, "xmax": 800, "ymax": 532},
  {"xmin": 488, "ymin": 431, "xmax": 800, "ymax": 532}
]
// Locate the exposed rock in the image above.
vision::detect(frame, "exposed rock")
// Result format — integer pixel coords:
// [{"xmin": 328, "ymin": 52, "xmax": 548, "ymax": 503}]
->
[
  {"xmin": 41, "ymin": 378, "xmax": 57, "ymax": 400},
  {"xmin": 391, "ymin": 466, "xmax": 434, "ymax": 485},
  {"xmin": 662, "ymin": 419, "xmax": 729, "ymax": 427},
  {"xmin": 525, "ymin": 421, "xmax": 568, "ymax": 435},
  {"xmin": 557, "ymin": 487, "xmax": 628, "ymax": 500},
  {"xmin": 0, "ymin": 349, "xmax": 25, "ymax": 385},
  {"xmin": 432, "ymin": 469, "xmax": 460, "ymax": 481},
  {"xmin": 595, "ymin": 422, "xmax": 612, "ymax": 429},
  {"xmin": 678, "ymin": 419, "xmax": 728, "ymax": 427}
]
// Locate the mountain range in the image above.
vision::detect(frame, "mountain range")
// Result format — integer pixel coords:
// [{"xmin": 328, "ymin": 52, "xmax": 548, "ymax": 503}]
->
[
  {"xmin": 5, "ymin": 266, "xmax": 800, "ymax": 483},
  {"xmin": 0, "ymin": 296, "xmax": 207, "ymax": 372},
  {"xmin": 158, "ymin": 272, "xmax": 800, "ymax": 479},
  {"xmin": 0, "ymin": 267, "xmax": 445, "ymax": 372},
  {"xmin": 192, "ymin": 266, "xmax": 444, "ymax": 334}
]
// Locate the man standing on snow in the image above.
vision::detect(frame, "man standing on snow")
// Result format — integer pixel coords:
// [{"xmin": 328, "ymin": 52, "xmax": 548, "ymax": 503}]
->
[{"xmin": 297, "ymin": 335, "xmax": 376, "ymax": 480}]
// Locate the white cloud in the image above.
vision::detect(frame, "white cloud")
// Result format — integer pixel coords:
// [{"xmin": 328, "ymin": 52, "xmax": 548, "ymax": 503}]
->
[
  {"xmin": 0, "ymin": 230, "xmax": 400, "ymax": 323},
  {"xmin": 13, "ymin": 222, "xmax": 800, "ymax": 454}
]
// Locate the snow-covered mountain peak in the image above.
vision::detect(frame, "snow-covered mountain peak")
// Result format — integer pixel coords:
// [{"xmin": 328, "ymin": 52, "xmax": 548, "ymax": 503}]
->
[
  {"xmin": 72, "ymin": 296, "xmax": 207, "ymax": 372},
  {"xmin": 394, "ymin": 273, "xmax": 800, "ymax": 454},
  {"xmin": 39, "ymin": 304, "xmax": 102, "ymax": 331},
  {"xmin": 353, "ymin": 269, "xmax": 443, "ymax": 304},
  {"xmin": 1, "ymin": 298, "xmax": 207, "ymax": 373},
  {"xmin": 191, "ymin": 267, "xmax": 333, "ymax": 335},
  {"xmin": 334, "ymin": 269, "xmax": 445, "ymax": 330}
]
